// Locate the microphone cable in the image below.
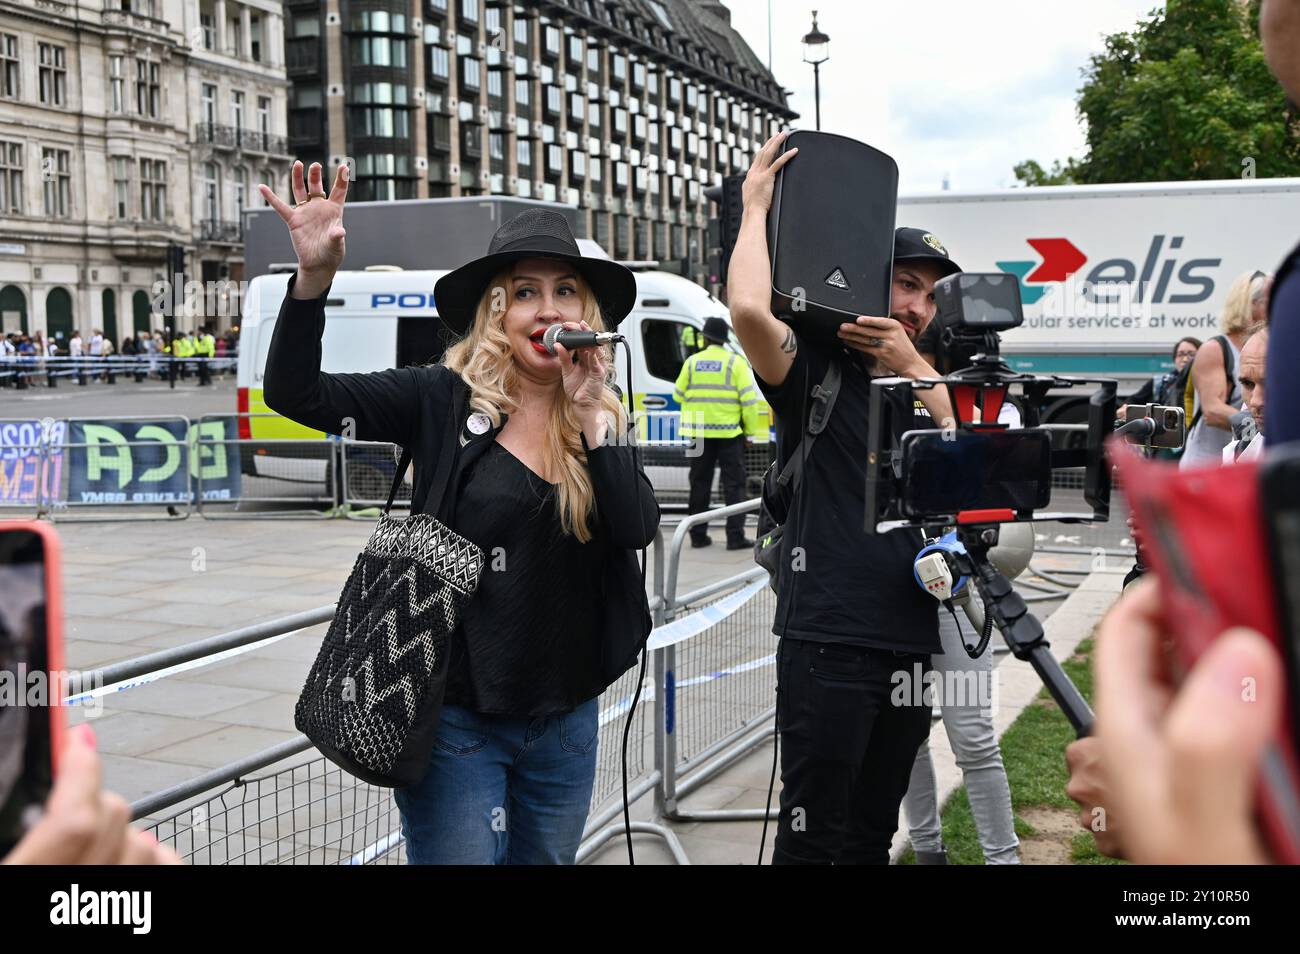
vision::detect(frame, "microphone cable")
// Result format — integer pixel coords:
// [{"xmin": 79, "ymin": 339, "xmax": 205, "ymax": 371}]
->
[{"xmin": 618, "ymin": 339, "xmax": 652, "ymax": 865}]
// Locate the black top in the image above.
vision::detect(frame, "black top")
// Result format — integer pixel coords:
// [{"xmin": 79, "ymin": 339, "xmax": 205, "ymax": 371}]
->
[
  {"xmin": 756, "ymin": 335, "xmax": 940, "ymax": 654},
  {"xmin": 262, "ymin": 273, "xmax": 659, "ymax": 715},
  {"xmin": 445, "ymin": 441, "xmax": 605, "ymax": 714}
]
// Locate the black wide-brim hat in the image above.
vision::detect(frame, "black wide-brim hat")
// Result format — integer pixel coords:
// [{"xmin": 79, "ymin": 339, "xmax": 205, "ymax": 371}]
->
[{"xmin": 433, "ymin": 208, "xmax": 638, "ymax": 336}]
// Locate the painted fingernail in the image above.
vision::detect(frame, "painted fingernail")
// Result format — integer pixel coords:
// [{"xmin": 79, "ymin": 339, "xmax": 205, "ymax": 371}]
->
[{"xmin": 76, "ymin": 723, "xmax": 97, "ymax": 749}]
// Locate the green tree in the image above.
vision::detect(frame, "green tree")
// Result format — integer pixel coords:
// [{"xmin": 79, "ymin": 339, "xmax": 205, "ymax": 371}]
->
[
  {"xmin": 1012, "ymin": 159, "xmax": 1078, "ymax": 186},
  {"xmin": 1016, "ymin": 0, "xmax": 1299, "ymax": 184}
]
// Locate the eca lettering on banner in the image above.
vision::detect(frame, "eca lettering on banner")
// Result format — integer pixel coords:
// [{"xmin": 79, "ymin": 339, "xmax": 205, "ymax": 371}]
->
[{"xmin": 67, "ymin": 418, "xmax": 242, "ymax": 504}]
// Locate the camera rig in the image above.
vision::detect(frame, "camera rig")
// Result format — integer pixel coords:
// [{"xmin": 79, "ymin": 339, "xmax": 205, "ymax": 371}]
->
[{"xmin": 864, "ymin": 273, "xmax": 1121, "ymax": 734}]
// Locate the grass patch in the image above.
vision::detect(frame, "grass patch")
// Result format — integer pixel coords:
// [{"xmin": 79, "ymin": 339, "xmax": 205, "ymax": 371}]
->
[{"xmin": 900, "ymin": 635, "xmax": 1125, "ymax": 865}]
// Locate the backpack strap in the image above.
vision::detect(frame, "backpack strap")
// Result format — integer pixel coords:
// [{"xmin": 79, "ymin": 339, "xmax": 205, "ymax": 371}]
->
[
  {"xmin": 1188, "ymin": 334, "xmax": 1238, "ymax": 432},
  {"xmin": 774, "ymin": 359, "xmax": 842, "ymax": 495}
]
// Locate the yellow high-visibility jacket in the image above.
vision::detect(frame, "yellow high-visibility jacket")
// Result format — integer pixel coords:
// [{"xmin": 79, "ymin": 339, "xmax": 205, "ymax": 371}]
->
[{"xmin": 673, "ymin": 343, "xmax": 767, "ymax": 440}]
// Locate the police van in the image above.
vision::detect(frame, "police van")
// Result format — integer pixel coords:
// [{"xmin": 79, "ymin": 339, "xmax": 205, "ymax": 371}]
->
[{"xmin": 235, "ymin": 258, "xmax": 772, "ymax": 500}]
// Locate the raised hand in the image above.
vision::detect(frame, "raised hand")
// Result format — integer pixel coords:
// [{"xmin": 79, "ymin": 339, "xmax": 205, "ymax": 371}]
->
[
  {"xmin": 258, "ymin": 160, "xmax": 350, "ymax": 299},
  {"xmin": 741, "ymin": 130, "xmax": 797, "ymax": 216}
]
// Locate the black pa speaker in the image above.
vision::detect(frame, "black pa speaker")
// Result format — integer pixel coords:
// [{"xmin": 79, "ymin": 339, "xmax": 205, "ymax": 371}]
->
[{"xmin": 766, "ymin": 130, "xmax": 899, "ymax": 345}]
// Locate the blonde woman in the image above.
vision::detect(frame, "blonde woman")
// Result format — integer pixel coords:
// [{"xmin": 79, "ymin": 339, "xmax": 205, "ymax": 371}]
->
[
  {"xmin": 1180, "ymin": 270, "xmax": 1261, "ymax": 468},
  {"xmin": 258, "ymin": 161, "xmax": 658, "ymax": 864}
]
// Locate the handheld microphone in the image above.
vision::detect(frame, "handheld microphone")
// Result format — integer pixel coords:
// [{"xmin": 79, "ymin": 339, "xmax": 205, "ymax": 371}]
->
[{"xmin": 541, "ymin": 324, "xmax": 625, "ymax": 355}]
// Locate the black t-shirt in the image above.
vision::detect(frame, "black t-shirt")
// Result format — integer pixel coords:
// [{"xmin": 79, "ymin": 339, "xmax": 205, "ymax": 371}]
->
[
  {"xmin": 756, "ymin": 335, "xmax": 940, "ymax": 654},
  {"xmin": 444, "ymin": 441, "xmax": 606, "ymax": 716}
]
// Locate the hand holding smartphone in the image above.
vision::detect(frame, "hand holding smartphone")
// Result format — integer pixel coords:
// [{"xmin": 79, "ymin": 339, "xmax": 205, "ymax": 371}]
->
[
  {"xmin": 1110, "ymin": 440, "xmax": 1300, "ymax": 863},
  {"xmin": 0, "ymin": 522, "xmax": 64, "ymax": 857}
]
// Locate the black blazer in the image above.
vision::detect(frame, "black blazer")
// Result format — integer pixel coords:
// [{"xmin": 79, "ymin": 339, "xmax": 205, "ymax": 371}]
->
[{"xmin": 262, "ymin": 273, "xmax": 659, "ymax": 686}]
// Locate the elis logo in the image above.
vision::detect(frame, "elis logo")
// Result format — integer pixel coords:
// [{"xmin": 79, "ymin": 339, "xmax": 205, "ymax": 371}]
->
[
  {"xmin": 998, "ymin": 235, "xmax": 1220, "ymax": 306},
  {"xmin": 824, "ymin": 268, "xmax": 849, "ymax": 290}
]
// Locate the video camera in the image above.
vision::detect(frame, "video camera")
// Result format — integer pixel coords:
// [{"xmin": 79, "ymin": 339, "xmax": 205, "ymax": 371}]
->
[{"xmin": 865, "ymin": 271, "xmax": 1117, "ymax": 535}]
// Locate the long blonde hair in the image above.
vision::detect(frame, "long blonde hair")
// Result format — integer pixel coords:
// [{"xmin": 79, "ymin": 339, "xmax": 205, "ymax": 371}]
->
[{"xmin": 441, "ymin": 266, "xmax": 627, "ymax": 542}]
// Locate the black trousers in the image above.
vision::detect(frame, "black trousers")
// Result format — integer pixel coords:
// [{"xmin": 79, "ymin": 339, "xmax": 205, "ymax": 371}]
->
[
  {"xmin": 687, "ymin": 433, "xmax": 747, "ymax": 542},
  {"xmin": 773, "ymin": 636, "xmax": 933, "ymax": 864}
]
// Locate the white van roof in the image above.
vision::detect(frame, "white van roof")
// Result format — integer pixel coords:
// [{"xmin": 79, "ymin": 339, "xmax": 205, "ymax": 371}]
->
[{"xmin": 631, "ymin": 270, "xmax": 729, "ymax": 321}]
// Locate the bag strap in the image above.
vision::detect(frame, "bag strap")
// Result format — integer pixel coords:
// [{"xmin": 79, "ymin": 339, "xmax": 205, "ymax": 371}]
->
[
  {"xmin": 382, "ymin": 377, "xmax": 467, "ymax": 516},
  {"xmin": 1188, "ymin": 335, "xmax": 1238, "ymax": 433},
  {"xmin": 774, "ymin": 359, "xmax": 842, "ymax": 495},
  {"xmin": 383, "ymin": 446, "xmax": 413, "ymax": 514}
]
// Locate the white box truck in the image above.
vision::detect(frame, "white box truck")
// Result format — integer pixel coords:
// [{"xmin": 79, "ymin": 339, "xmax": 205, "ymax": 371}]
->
[{"xmin": 898, "ymin": 177, "xmax": 1300, "ymax": 424}]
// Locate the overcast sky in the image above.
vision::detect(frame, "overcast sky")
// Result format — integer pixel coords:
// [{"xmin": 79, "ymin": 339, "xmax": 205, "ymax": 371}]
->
[{"xmin": 725, "ymin": 0, "xmax": 1166, "ymax": 194}]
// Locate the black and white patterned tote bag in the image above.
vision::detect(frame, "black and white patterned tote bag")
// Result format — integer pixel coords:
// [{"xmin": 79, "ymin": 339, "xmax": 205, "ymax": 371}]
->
[{"xmin": 295, "ymin": 442, "xmax": 484, "ymax": 787}]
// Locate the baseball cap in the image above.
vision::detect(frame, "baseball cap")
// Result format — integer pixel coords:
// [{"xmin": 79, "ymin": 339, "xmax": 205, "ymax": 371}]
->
[{"xmin": 894, "ymin": 227, "xmax": 961, "ymax": 278}]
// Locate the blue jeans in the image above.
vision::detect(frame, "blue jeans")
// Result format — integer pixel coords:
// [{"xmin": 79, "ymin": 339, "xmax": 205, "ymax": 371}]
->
[{"xmin": 393, "ymin": 699, "xmax": 599, "ymax": 864}]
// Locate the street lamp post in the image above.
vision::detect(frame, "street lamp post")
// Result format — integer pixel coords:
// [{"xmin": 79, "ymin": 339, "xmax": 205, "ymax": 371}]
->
[{"xmin": 802, "ymin": 11, "xmax": 830, "ymax": 131}]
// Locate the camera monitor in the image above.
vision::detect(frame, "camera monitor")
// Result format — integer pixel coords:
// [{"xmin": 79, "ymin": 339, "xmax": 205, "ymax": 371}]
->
[
  {"xmin": 899, "ymin": 428, "xmax": 1053, "ymax": 521},
  {"xmin": 933, "ymin": 272, "xmax": 1024, "ymax": 332}
]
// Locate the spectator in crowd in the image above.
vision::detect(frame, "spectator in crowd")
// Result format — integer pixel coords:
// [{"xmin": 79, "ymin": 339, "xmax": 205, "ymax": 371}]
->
[
  {"xmin": 1252, "ymin": 271, "xmax": 1273, "ymax": 327},
  {"xmin": 27, "ymin": 332, "xmax": 46, "ymax": 387},
  {"xmin": 101, "ymin": 333, "xmax": 115, "ymax": 384},
  {"xmin": 1225, "ymin": 327, "xmax": 1267, "ymax": 463},
  {"xmin": 1121, "ymin": 336, "xmax": 1200, "ymax": 410},
  {"xmin": 68, "ymin": 330, "xmax": 82, "ymax": 359},
  {"xmin": 1179, "ymin": 271, "xmax": 1256, "ymax": 468},
  {"xmin": 0, "ymin": 333, "xmax": 14, "ymax": 389},
  {"xmin": 88, "ymin": 328, "xmax": 103, "ymax": 382}
]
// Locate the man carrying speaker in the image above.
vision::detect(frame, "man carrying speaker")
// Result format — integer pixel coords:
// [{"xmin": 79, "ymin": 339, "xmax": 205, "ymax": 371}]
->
[{"xmin": 728, "ymin": 131, "xmax": 959, "ymax": 865}]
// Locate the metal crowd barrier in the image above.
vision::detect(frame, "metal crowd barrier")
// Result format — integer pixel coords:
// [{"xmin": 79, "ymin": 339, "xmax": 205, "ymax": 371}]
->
[
  {"xmin": 45, "ymin": 415, "xmax": 194, "ymax": 522},
  {"xmin": 0, "ymin": 417, "xmax": 48, "ymax": 519},
  {"xmin": 0, "ymin": 355, "xmax": 238, "ymax": 388},
  {"xmin": 339, "ymin": 440, "xmax": 411, "ymax": 514},
  {"xmin": 194, "ymin": 413, "xmax": 338, "ymax": 520},
  {"xmin": 100, "ymin": 503, "xmax": 770, "ymax": 865},
  {"xmin": 633, "ymin": 409, "xmax": 773, "ymax": 508}
]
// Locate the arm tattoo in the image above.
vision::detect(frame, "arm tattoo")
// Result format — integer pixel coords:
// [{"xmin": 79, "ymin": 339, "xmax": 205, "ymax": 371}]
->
[{"xmin": 780, "ymin": 328, "xmax": 797, "ymax": 355}]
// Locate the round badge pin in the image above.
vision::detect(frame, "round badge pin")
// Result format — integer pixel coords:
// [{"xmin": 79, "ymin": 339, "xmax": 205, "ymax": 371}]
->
[{"xmin": 467, "ymin": 412, "xmax": 491, "ymax": 436}]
